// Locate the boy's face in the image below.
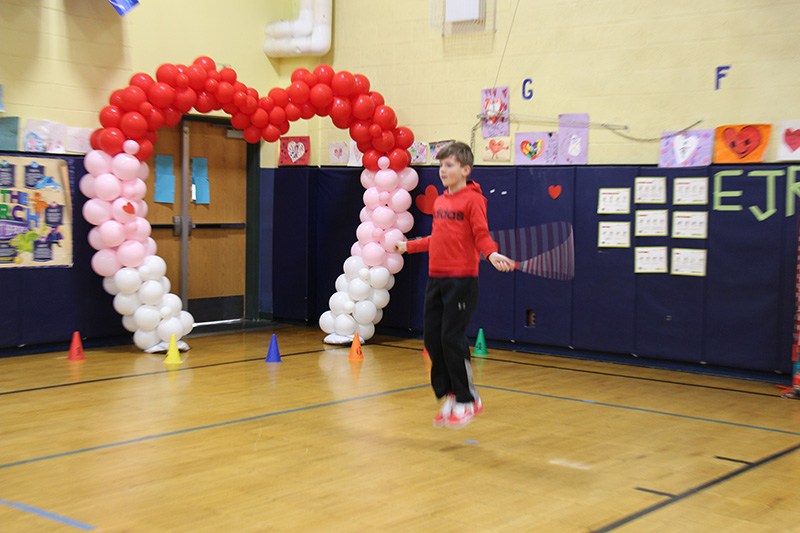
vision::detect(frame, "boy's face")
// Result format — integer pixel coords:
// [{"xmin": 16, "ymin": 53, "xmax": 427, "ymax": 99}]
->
[{"xmin": 438, "ymin": 155, "xmax": 470, "ymax": 191}]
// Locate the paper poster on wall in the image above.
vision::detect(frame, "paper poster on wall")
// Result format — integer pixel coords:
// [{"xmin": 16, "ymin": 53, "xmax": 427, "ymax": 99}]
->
[
  {"xmin": 713, "ymin": 124, "xmax": 771, "ymax": 163},
  {"xmin": 658, "ymin": 130, "xmax": 713, "ymax": 167},
  {"xmin": 635, "ymin": 210, "xmax": 669, "ymax": 237},
  {"xmin": 598, "ymin": 221, "xmax": 630, "ymax": 248},
  {"xmin": 481, "ymin": 86, "xmax": 509, "ymax": 138},
  {"xmin": 347, "ymin": 140, "xmax": 363, "ymax": 167},
  {"xmin": 154, "ymin": 154, "xmax": 175, "ymax": 204},
  {"xmin": 671, "ymin": 248, "xmax": 706, "ymax": 276},
  {"xmin": 429, "ymin": 140, "xmax": 454, "ymax": 160},
  {"xmin": 409, "ymin": 141, "xmax": 427, "ymax": 164},
  {"xmin": 329, "ymin": 141, "xmax": 348, "ymax": 164},
  {"xmin": 65, "ymin": 127, "xmax": 93, "ymax": 154},
  {"xmin": 634, "ymin": 176, "xmax": 666, "ymax": 204},
  {"xmin": 279, "ymin": 136, "xmax": 310, "ymax": 165},
  {"xmin": 0, "ymin": 116, "xmax": 18, "ymax": 151},
  {"xmin": 22, "ymin": 119, "xmax": 65, "ymax": 154},
  {"xmin": 191, "ymin": 157, "xmax": 209, "ymax": 205},
  {"xmin": 776, "ymin": 121, "xmax": 800, "ymax": 161},
  {"xmin": 597, "ymin": 187, "xmax": 630, "ymax": 214},
  {"xmin": 483, "ymin": 137, "xmax": 511, "ymax": 162},
  {"xmin": 557, "ymin": 113, "xmax": 588, "ymax": 165},
  {"xmin": 0, "ymin": 156, "xmax": 72, "ymax": 268},
  {"xmin": 515, "ymin": 132, "xmax": 558, "ymax": 165},
  {"xmin": 673, "ymin": 177, "xmax": 708, "ymax": 205},
  {"xmin": 672, "ymin": 211, "xmax": 708, "ymax": 239},
  {"xmin": 635, "ymin": 247, "xmax": 668, "ymax": 273}
]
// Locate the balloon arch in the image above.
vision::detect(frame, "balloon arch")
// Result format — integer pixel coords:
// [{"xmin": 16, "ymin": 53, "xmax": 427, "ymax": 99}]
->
[{"xmin": 81, "ymin": 57, "xmax": 417, "ymax": 350}]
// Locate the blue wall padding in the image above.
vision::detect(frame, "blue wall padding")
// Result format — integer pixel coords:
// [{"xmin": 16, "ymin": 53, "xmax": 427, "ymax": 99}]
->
[
  {"xmin": 571, "ymin": 166, "xmax": 639, "ymax": 354},
  {"xmin": 512, "ymin": 166, "xmax": 575, "ymax": 347}
]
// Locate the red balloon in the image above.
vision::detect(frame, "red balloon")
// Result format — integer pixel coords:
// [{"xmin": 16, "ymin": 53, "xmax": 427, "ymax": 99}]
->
[
  {"xmin": 349, "ymin": 120, "xmax": 372, "ymax": 143},
  {"xmin": 251, "ymin": 108, "xmax": 269, "ymax": 128},
  {"xmin": 331, "ymin": 114, "xmax": 353, "ymax": 129},
  {"xmin": 233, "ymin": 91, "xmax": 249, "ymax": 109},
  {"xmin": 369, "ymin": 123, "xmax": 383, "ymax": 138},
  {"xmin": 142, "ymin": 105, "xmax": 165, "ymax": 130},
  {"xmin": 109, "ymin": 89, "xmax": 125, "ymax": 108},
  {"xmin": 353, "ymin": 74, "xmax": 370, "ymax": 95},
  {"xmin": 312, "ymin": 64, "xmax": 335, "ymax": 85},
  {"xmin": 99, "ymin": 105, "xmax": 122, "ymax": 128},
  {"xmin": 143, "ymin": 130, "xmax": 158, "ymax": 145},
  {"xmin": 351, "ymin": 94, "xmax": 375, "ymax": 121},
  {"xmin": 130, "ymin": 72, "xmax": 155, "ymax": 93},
  {"xmin": 285, "ymin": 103, "xmax": 301, "ymax": 122},
  {"xmin": 204, "ymin": 78, "xmax": 219, "ymax": 93},
  {"xmin": 186, "ymin": 65, "xmax": 207, "ymax": 91},
  {"xmin": 90, "ymin": 128, "xmax": 103, "ymax": 150},
  {"xmin": 287, "ymin": 81, "xmax": 310, "ymax": 105},
  {"xmin": 373, "ymin": 105, "xmax": 397, "ymax": 130},
  {"xmin": 309, "ymin": 83, "xmax": 333, "ymax": 108},
  {"xmin": 331, "ymin": 71, "xmax": 356, "ymax": 97},
  {"xmin": 315, "ymin": 106, "xmax": 330, "ymax": 117},
  {"xmin": 388, "ymin": 148, "xmax": 410, "ymax": 171},
  {"xmin": 262, "ymin": 124, "xmax": 280, "ymax": 143},
  {"xmin": 222, "ymin": 102, "xmax": 239, "ymax": 115},
  {"xmin": 174, "ymin": 73, "xmax": 190, "ymax": 89},
  {"xmin": 369, "ymin": 91, "xmax": 385, "ymax": 108},
  {"xmin": 148, "ymin": 83, "xmax": 175, "ymax": 108},
  {"xmin": 162, "ymin": 106, "xmax": 182, "ymax": 127},
  {"xmin": 247, "ymin": 87, "xmax": 260, "ymax": 99},
  {"xmin": 268, "ymin": 88, "xmax": 290, "ymax": 108},
  {"xmin": 243, "ymin": 125, "xmax": 261, "ymax": 144},
  {"xmin": 173, "ymin": 87, "xmax": 197, "ymax": 112},
  {"xmin": 193, "ymin": 56, "xmax": 217, "ymax": 72},
  {"xmin": 156, "ymin": 64, "xmax": 180, "ymax": 86},
  {"xmin": 241, "ymin": 96, "xmax": 258, "ymax": 115},
  {"xmin": 328, "ymin": 97, "xmax": 352, "ymax": 122},
  {"xmin": 233, "ymin": 81, "xmax": 247, "ymax": 94},
  {"xmin": 120, "ymin": 86, "xmax": 147, "ymax": 112},
  {"xmin": 120, "ymin": 111, "xmax": 148, "ymax": 138},
  {"xmin": 292, "ymin": 68, "xmax": 311, "ymax": 83},
  {"xmin": 299, "ymin": 102, "xmax": 316, "ymax": 120},
  {"xmin": 231, "ymin": 112, "xmax": 251, "ymax": 130},
  {"xmin": 219, "ymin": 67, "xmax": 237, "ymax": 84},
  {"xmin": 372, "ymin": 130, "xmax": 395, "ymax": 152},
  {"xmin": 134, "ymin": 138, "xmax": 153, "ymax": 162},
  {"xmin": 206, "ymin": 69, "xmax": 220, "ymax": 82},
  {"xmin": 193, "ymin": 91, "xmax": 215, "ymax": 114},
  {"xmin": 259, "ymin": 97, "xmax": 274, "ymax": 112},
  {"xmin": 99, "ymin": 127, "xmax": 125, "ymax": 155},
  {"xmin": 394, "ymin": 127, "xmax": 414, "ymax": 150},
  {"xmin": 356, "ymin": 140, "xmax": 373, "ymax": 154},
  {"xmin": 277, "ymin": 121, "xmax": 290, "ymax": 135},
  {"xmin": 216, "ymin": 81, "xmax": 234, "ymax": 104},
  {"xmin": 363, "ymin": 150, "xmax": 381, "ymax": 171},
  {"xmin": 270, "ymin": 106, "xmax": 287, "ymax": 125}
]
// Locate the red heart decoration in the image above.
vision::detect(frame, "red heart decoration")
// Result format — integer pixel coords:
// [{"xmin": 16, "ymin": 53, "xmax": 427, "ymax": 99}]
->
[
  {"xmin": 785, "ymin": 129, "xmax": 800, "ymax": 152},
  {"xmin": 722, "ymin": 126, "xmax": 762, "ymax": 159},
  {"xmin": 415, "ymin": 184, "xmax": 439, "ymax": 215},
  {"xmin": 548, "ymin": 185, "xmax": 562, "ymax": 199},
  {"xmin": 122, "ymin": 202, "xmax": 135, "ymax": 214},
  {"xmin": 489, "ymin": 140, "xmax": 504, "ymax": 154}
]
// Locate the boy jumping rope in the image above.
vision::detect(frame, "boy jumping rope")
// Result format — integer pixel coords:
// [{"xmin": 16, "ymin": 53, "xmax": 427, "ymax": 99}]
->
[{"xmin": 396, "ymin": 141, "xmax": 514, "ymax": 428}]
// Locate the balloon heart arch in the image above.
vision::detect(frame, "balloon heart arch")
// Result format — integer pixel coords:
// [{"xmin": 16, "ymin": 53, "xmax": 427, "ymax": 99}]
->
[{"xmin": 82, "ymin": 57, "xmax": 417, "ymax": 350}]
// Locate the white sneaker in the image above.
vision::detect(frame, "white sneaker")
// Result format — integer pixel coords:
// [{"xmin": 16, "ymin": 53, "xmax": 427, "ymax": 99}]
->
[
  {"xmin": 433, "ymin": 394, "xmax": 455, "ymax": 427},
  {"xmin": 446, "ymin": 400, "xmax": 481, "ymax": 429}
]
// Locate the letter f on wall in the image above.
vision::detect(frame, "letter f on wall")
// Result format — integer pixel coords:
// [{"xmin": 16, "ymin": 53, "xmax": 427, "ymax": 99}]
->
[{"xmin": 716, "ymin": 66, "xmax": 731, "ymax": 90}]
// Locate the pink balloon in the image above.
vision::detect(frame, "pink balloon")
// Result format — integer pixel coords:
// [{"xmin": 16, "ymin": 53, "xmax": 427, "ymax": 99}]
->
[
  {"xmin": 395, "ymin": 211, "xmax": 414, "ymax": 233},
  {"xmin": 378, "ymin": 191, "xmax": 390, "ymax": 204},
  {"xmin": 389, "ymin": 188, "xmax": 412, "ymax": 212},
  {"xmin": 79, "ymin": 173, "xmax": 97, "ymax": 198},
  {"xmin": 381, "ymin": 228, "xmax": 405, "ymax": 252},
  {"xmin": 359, "ymin": 207, "xmax": 373, "ymax": 222},
  {"xmin": 371, "ymin": 227, "xmax": 385, "ymax": 241},
  {"xmin": 94, "ymin": 172, "xmax": 122, "ymax": 201},
  {"xmin": 111, "ymin": 197, "xmax": 138, "ymax": 223},
  {"xmin": 363, "ymin": 187, "xmax": 381, "ymax": 209},
  {"xmin": 383, "ymin": 252, "xmax": 404, "ymax": 274},
  {"xmin": 91, "ymin": 248, "xmax": 122, "ymax": 277},
  {"xmin": 144, "ymin": 237, "xmax": 158, "ymax": 256},
  {"xmin": 360, "ymin": 169, "xmax": 376, "ymax": 189},
  {"xmin": 84, "ymin": 150, "xmax": 113, "ymax": 177},
  {"xmin": 362, "ymin": 242, "xmax": 387, "ymax": 267},
  {"xmin": 356, "ymin": 221, "xmax": 377, "ymax": 245},
  {"xmin": 374, "ymin": 169, "xmax": 399, "ymax": 191},
  {"xmin": 82, "ymin": 198, "xmax": 112, "ymax": 225},
  {"xmin": 124, "ymin": 217, "xmax": 152, "ymax": 242},
  {"xmin": 98, "ymin": 219, "xmax": 126, "ymax": 247},
  {"xmin": 397, "ymin": 167, "xmax": 419, "ymax": 191},
  {"xmin": 136, "ymin": 199, "xmax": 149, "ymax": 218},
  {"xmin": 372, "ymin": 206, "xmax": 396, "ymax": 229},
  {"xmin": 137, "ymin": 161, "xmax": 150, "ymax": 180},
  {"xmin": 87, "ymin": 227, "xmax": 109, "ymax": 250},
  {"xmin": 121, "ymin": 178, "xmax": 147, "ymax": 201},
  {"xmin": 111, "ymin": 152, "xmax": 141, "ymax": 181},
  {"xmin": 117, "ymin": 239, "xmax": 146, "ymax": 268},
  {"xmin": 350, "ymin": 241, "xmax": 363, "ymax": 257}
]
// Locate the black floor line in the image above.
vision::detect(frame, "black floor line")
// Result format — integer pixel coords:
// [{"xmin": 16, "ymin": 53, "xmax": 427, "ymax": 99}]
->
[
  {"xmin": 634, "ymin": 487, "xmax": 675, "ymax": 498},
  {"xmin": 715, "ymin": 455, "xmax": 753, "ymax": 465},
  {"xmin": 592, "ymin": 441, "xmax": 800, "ymax": 532}
]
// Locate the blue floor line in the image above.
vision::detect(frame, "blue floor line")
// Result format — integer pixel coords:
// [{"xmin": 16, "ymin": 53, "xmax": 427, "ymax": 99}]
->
[
  {"xmin": 0, "ymin": 497, "xmax": 95, "ymax": 530},
  {"xmin": 480, "ymin": 384, "xmax": 800, "ymax": 436}
]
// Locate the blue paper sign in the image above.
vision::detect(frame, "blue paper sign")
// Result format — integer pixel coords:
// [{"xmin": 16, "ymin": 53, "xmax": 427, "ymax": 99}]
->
[{"xmin": 108, "ymin": 0, "xmax": 139, "ymax": 16}]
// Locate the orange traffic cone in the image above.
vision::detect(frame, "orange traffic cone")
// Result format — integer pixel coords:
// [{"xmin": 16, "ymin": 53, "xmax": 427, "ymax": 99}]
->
[
  {"xmin": 349, "ymin": 332, "xmax": 363, "ymax": 360},
  {"xmin": 68, "ymin": 331, "xmax": 85, "ymax": 361}
]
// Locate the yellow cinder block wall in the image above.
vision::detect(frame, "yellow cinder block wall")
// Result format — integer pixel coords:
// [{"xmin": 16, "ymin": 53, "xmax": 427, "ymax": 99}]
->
[{"xmin": 2, "ymin": 0, "xmax": 799, "ymax": 168}]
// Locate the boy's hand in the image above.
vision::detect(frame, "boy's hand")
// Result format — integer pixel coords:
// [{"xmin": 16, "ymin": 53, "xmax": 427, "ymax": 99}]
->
[
  {"xmin": 488, "ymin": 252, "xmax": 515, "ymax": 272},
  {"xmin": 395, "ymin": 241, "xmax": 407, "ymax": 254}
]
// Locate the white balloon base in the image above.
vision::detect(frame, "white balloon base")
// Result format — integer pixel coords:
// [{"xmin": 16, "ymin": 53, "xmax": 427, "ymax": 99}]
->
[
  {"xmin": 144, "ymin": 340, "xmax": 190, "ymax": 353},
  {"xmin": 323, "ymin": 333, "xmax": 364, "ymax": 345}
]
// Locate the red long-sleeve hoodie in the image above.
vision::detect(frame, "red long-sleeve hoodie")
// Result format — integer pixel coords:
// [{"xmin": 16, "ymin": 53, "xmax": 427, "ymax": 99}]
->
[{"xmin": 406, "ymin": 181, "xmax": 498, "ymax": 277}]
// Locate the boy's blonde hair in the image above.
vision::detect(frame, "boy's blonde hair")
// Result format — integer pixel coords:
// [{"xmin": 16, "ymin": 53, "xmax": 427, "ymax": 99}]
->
[{"xmin": 435, "ymin": 141, "xmax": 473, "ymax": 168}]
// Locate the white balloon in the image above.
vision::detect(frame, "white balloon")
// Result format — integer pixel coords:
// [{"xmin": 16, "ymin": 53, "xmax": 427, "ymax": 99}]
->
[
  {"xmin": 368, "ymin": 266, "xmax": 391, "ymax": 289},
  {"xmin": 335, "ymin": 274, "xmax": 349, "ymax": 292},
  {"xmin": 344, "ymin": 300, "xmax": 355, "ymax": 314},
  {"xmin": 157, "ymin": 316, "xmax": 184, "ymax": 342},
  {"xmin": 122, "ymin": 314, "xmax": 138, "ymax": 332},
  {"xmin": 114, "ymin": 267, "xmax": 142, "ymax": 294},
  {"xmin": 179, "ymin": 310, "xmax": 194, "ymax": 336},
  {"xmin": 358, "ymin": 268, "xmax": 370, "ymax": 281},
  {"xmin": 343, "ymin": 256, "xmax": 366, "ymax": 279},
  {"xmin": 133, "ymin": 328, "xmax": 160, "ymax": 350},
  {"xmin": 113, "ymin": 292, "xmax": 140, "ymax": 315},
  {"xmin": 102, "ymin": 275, "xmax": 120, "ymax": 295},
  {"xmin": 356, "ymin": 322, "xmax": 375, "ymax": 341},
  {"xmin": 385, "ymin": 274, "xmax": 396, "ymax": 290},
  {"xmin": 138, "ymin": 255, "xmax": 167, "ymax": 280},
  {"xmin": 138, "ymin": 279, "xmax": 165, "ymax": 306},
  {"xmin": 348, "ymin": 277, "xmax": 372, "ymax": 301},
  {"xmin": 319, "ymin": 310, "xmax": 335, "ymax": 334},
  {"xmin": 329, "ymin": 291, "xmax": 351, "ymax": 315},
  {"xmin": 134, "ymin": 304, "xmax": 161, "ymax": 331},
  {"xmin": 353, "ymin": 300, "xmax": 377, "ymax": 324},
  {"xmin": 161, "ymin": 276, "xmax": 171, "ymax": 295},
  {"xmin": 371, "ymin": 288, "xmax": 390, "ymax": 309},
  {"xmin": 333, "ymin": 314, "xmax": 357, "ymax": 336},
  {"xmin": 160, "ymin": 293, "xmax": 183, "ymax": 318},
  {"xmin": 373, "ymin": 307, "xmax": 383, "ymax": 324}
]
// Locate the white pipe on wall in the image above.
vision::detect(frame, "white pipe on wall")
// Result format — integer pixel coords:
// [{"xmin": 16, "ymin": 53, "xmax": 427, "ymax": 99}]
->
[{"xmin": 263, "ymin": 0, "xmax": 332, "ymax": 58}]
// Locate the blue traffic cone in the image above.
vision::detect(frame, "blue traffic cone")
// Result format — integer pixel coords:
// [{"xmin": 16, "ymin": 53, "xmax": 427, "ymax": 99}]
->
[{"xmin": 266, "ymin": 334, "xmax": 281, "ymax": 363}]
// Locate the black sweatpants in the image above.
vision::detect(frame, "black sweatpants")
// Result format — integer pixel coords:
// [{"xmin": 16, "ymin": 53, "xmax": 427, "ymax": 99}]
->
[{"xmin": 423, "ymin": 276, "xmax": 480, "ymax": 404}]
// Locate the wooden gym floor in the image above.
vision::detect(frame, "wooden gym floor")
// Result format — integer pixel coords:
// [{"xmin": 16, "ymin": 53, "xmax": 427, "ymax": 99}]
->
[{"xmin": 1, "ymin": 324, "xmax": 800, "ymax": 532}]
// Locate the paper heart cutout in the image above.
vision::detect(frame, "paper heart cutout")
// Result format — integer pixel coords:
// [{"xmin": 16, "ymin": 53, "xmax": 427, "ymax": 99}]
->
[
  {"xmin": 723, "ymin": 126, "xmax": 762, "ymax": 159},
  {"xmin": 521, "ymin": 139, "xmax": 543, "ymax": 159},
  {"xmin": 334, "ymin": 147, "xmax": 343, "ymax": 157},
  {"xmin": 785, "ymin": 129, "xmax": 800, "ymax": 152},
  {"xmin": 122, "ymin": 202, "xmax": 135, "ymax": 214},
  {"xmin": 483, "ymin": 97, "xmax": 505, "ymax": 124},
  {"xmin": 672, "ymin": 133, "xmax": 698, "ymax": 164},
  {"xmin": 287, "ymin": 141, "xmax": 306, "ymax": 162},
  {"xmin": 489, "ymin": 139, "xmax": 504, "ymax": 154},
  {"xmin": 548, "ymin": 185, "xmax": 562, "ymax": 199},
  {"xmin": 415, "ymin": 184, "xmax": 439, "ymax": 215}
]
